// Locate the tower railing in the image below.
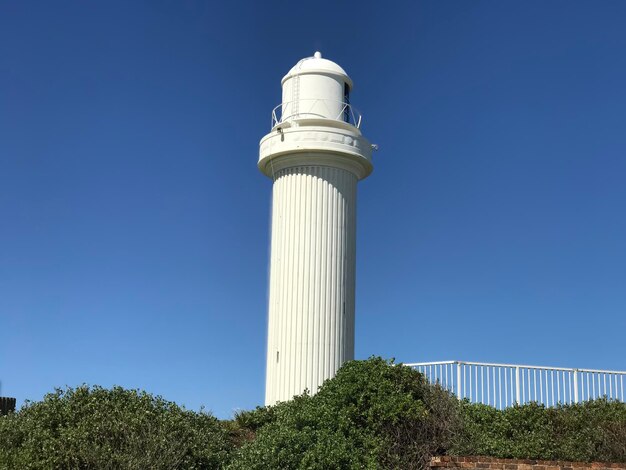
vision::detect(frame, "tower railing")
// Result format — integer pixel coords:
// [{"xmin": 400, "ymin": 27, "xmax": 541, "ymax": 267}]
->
[
  {"xmin": 271, "ymin": 99, "xmax": 362, "ymax": 129},
  {"xmin": 405, "ymin": 360, "xmax": 626, "ymax": 409}
]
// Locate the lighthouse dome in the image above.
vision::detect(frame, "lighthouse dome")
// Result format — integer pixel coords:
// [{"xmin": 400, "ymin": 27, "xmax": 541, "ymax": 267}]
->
[
  {"xmin": 282, "ymin": 51, "xmax": 353, "ymax": 89},
  {"xmin": 279, "ymin": 52, "xmax": 355, "ymax": 126}
]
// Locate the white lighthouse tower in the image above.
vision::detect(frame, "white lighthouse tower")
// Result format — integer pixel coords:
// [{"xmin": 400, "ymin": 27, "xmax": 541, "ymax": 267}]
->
[{"xmin": 259, "ymin": 52, "xmax": 373, "ymax": 406}]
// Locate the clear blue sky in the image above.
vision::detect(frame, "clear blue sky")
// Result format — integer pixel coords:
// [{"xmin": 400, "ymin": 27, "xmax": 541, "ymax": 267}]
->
[{"xmin": 1, "ymin": 1, "xmax": 625, "ymax": 419}]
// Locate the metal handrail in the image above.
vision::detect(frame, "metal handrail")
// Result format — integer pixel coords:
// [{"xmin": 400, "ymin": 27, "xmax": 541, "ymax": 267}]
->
[
  {"xmin": 405, "ymin": 360, "xmax": 626, "ymax": 409},
  {"xmin": 271, "ymin": 99, "xmax": 362, "ymax": 129},
  {"xmin": 405, "ymin": 360, "xmax": 626, "ymax": 375}
]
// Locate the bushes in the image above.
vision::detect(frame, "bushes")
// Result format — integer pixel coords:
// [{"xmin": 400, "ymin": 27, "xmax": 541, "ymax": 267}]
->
[
  {"xmin": 229, "ymin": 357, "xmax": 461, "ymax": 470},
  {"xmin": 1, "ymin": 360, "xmax": 625, "ymax": 469},
  {"xmin": 0, "ymin": 386, "xmax": 233, "ymax": 470},
  {"xmin": 452, "ymin": 401, "xmax": 553, "ymax": 459},
  {"xmin": 452, "ymin": 398, "xmax": 626, "ymax": 462},
  {"xmin": 232, "ymin": 360, "xmax": 626, "ymax": 468}
]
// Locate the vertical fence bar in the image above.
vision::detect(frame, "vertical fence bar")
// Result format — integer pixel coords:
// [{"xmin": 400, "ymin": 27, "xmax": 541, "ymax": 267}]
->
[
  {"xmin": 515, "ymin": 366, "xmax": 521, "ymax": 404},
  {"xmin": 487, "ymin": 367, "xmax": 491, "ymax": 406},
  {"xmin": 550, "ymin": 370, "xmax": 555, "ymax": 406},
  {"xmin": 568, "ymin": 371, "xmax": 572, "ymax": 403},
  {"xmin": 592, "ymin": 372, "xmax": 596, "ymax": 399},
  {"xmin": 498, "ymin": 368, "xmax": 502, "ymax": 409},
  {"xmin": 474, "ymin": 366, "xmax": 478, "ymax": 402},
  {"xmin": 579, "ymin": 372, "xmax": 583, "ymax": 402},
  {"xmin": 504, "ymin": 368, "xmax": 509, "ymax": 407},
  {"xmin": 480, "ymin": 366, "xmax": 484, "ymax": 404},
  {"xmin": 573, "ymin": 370, "xmax": 579, "ymax": 403},
  {"xmin": 591, "ymin": 372, "xmax": 594, "ymax": 400},
  {"xmin": 491, "ymin": 367, "xmax": 496, "ymax": 408},
  {"xmin": 463, "ymin": 365, "xmax": 467, "ymax": 400}
]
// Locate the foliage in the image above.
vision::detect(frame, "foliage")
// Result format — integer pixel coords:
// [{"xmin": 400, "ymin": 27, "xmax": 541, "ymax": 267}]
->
[
  {"xmin": 1, "ymin": 360, "xmax": 624, "ymax": 469},
  {"xmin": 452, "ymin": 398, "xmax": 626, "ymax": 462},
  {"xmin": 228, "ymin": 357, "xmax": 462, "ymax": 470},
  {"xmin": 0, "ymin": 385, "xmax": 232, "ymax": 470}
]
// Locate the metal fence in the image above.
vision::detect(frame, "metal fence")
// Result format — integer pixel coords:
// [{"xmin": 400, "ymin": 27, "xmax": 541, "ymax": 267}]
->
[
  {"xmin": 271, "ymin": 99, "xmax": 362, "ymax": 129},
  {"xmin": 405, "ymin": 361, "xmax": 626, "ymax": 409}
]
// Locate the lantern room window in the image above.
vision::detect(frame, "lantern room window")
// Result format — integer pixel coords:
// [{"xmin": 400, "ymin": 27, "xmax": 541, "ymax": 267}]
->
[{"xmin": 343, "ymin": 82, "xmax": 350, "ymax": 124}]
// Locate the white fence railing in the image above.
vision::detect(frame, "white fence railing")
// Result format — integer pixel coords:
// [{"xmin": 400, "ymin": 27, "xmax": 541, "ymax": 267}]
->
[
  {"xmin": 271, "ymin": 99, "xmax": 362, "ymax": 129},
  {"xmin": 405, "ymin": 361, "xmax": 626, "ymax": 409}
]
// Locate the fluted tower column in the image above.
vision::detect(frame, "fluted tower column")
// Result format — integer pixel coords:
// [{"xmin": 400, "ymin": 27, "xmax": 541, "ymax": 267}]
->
[{"xmin": 259, "ymin": 52, "xmax": 373, "ymax": 406}]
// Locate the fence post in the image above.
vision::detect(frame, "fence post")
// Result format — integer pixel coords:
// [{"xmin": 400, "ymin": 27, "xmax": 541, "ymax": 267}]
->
[
  {"xmin": 515, "ymin": 366, "xmax": 521, "ymax": 404},
  {"xmin": 573, "ymin": 369, "xmax": 579, "ymax": 403},
  {"xmin": 456, "ymin": 362, "xmax": 462, "ymax": 400}
]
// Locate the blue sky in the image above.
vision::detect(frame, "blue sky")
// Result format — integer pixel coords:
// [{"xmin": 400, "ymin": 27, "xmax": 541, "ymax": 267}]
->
[{"xmin": 1, "ymin": 1, "xmax": 625, "ymax": 419}]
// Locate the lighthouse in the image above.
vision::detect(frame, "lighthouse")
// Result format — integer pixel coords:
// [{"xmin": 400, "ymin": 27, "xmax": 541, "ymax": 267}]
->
[{"xmin": 259, "ymin": 52, "xmax": 374, "ymax": 405}]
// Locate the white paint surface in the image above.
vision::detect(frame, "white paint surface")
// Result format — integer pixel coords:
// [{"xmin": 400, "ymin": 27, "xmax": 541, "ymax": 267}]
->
[{"xmin": 259, "ymin": 53, "xmax": 373, "ymax": 405}]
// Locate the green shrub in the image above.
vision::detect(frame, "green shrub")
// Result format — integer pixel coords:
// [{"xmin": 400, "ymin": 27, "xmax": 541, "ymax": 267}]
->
[
  {"xmin": 452, "ymin": 398, "xmax": 626, "ymax": 462},
  {"xmin": 229, "ymin": 357, "xmax": 462, "ymax": 470},
  {"xmin": 2, "ymin": 361, "xmax": 624, "ymax": 469},
  {"xmin": 550, "ymin": 398, "xmax": 626, "ymax": 462},
  {"xmin": 0, "ymin": 385, "xmax": 233, "ymax": 470}
]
